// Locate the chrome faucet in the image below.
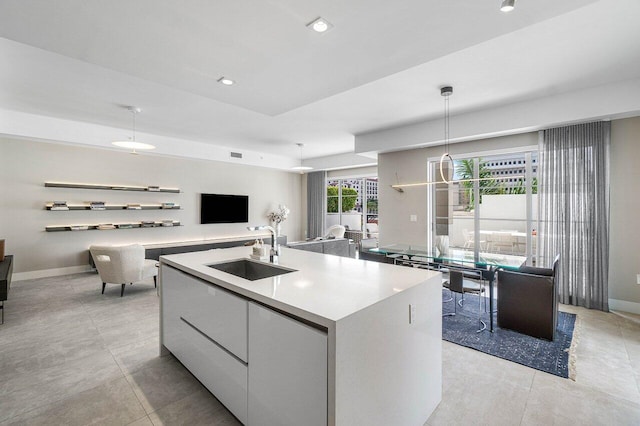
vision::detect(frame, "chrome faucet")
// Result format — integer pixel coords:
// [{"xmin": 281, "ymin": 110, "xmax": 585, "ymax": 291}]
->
[{"xmin": 247, "ymin": 225, "xmax": 279, "ymax": 263}]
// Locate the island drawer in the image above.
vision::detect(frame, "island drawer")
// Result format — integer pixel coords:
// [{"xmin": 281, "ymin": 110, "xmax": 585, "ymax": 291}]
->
[
  {"xmin": 161, "ymin": 264, "xmax": 248, "ymax": 362},
  {"xmin": 169, "ymin": 314, "xmax": 248, "ymax": 424}
]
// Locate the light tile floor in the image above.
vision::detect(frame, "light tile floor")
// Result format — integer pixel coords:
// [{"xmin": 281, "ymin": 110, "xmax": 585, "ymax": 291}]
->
[{"xmin": 1, "ymin": 273, "xmax": 639, "ymax": 425}]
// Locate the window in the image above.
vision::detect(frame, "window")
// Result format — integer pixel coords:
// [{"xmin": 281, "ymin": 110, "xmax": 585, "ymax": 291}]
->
[{"xmin": 326, "ymin": 177, "xmax": 378, "ymax": 238}]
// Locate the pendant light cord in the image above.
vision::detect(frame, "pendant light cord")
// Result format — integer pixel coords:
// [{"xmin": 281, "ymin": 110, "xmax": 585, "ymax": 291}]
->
[
  {"xmin": 132, "ymin": 109, "xmax": 136, "ymax": 142},
  {"xmin": 444, "ymin": 93, "xmax": 450, "ymax": 154}
]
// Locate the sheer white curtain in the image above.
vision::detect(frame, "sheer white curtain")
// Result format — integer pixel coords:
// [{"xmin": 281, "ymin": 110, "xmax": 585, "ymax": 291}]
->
[
  {"xmin": 306, "ymin": 171, "xmax": 326, "ymax": 239},
  {"xmin": 539, "ymin": 121, "xmax": 610, "ymax": 311}
]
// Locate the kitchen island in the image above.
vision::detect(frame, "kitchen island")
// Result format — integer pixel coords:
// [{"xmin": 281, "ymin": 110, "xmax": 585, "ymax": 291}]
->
[{"xmin": 159, "ymin": 246, "xmax": 442, "ymax": 426}]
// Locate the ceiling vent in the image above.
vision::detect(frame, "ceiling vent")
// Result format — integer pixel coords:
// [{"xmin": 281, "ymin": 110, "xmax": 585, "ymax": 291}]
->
[{"xmin": 230, "ymin": 152, "xmax": 243, "ymax": 159}]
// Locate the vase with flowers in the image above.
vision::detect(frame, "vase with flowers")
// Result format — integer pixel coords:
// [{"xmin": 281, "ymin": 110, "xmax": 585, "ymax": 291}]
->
[{"xmin": 267, "ymin": 204, "xmax": 289, "ymax": 237}]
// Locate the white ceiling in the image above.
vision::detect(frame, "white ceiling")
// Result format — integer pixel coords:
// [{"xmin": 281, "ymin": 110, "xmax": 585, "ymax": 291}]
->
[{"xmin": 1, "ymin": 0, "xmax": 639, "ymax": 165}]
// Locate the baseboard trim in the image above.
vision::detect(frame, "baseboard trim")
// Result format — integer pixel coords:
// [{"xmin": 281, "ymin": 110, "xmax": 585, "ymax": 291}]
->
[
  {"xmin": 13, "ymin": 265, "xmax": 93, "ymax": 282},
  {"xmin": 609, "ymin": 298, "xmax": 640, "ymax": 315}
]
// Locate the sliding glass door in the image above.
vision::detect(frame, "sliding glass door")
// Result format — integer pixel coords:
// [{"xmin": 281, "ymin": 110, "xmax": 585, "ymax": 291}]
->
[{"xmin": 430, "ymin": 150, "xmax": 538, "ymax": 264}]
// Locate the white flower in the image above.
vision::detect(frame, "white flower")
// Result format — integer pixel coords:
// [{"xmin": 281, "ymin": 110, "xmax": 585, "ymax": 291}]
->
[{"xmin": 268, "ymin": 204, "xmax": 289, "ymax": 223}]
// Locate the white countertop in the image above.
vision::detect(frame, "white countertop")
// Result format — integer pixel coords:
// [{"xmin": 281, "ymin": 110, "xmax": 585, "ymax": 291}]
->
[{"xmin": 160, "ymin": 246, "xmax": 440, "ymax": 328}]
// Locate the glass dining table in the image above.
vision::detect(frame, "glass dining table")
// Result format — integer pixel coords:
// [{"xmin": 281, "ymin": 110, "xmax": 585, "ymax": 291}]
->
[{"xmin": 367, "ymin": 244, "xmax": 527, "ymax": 332}]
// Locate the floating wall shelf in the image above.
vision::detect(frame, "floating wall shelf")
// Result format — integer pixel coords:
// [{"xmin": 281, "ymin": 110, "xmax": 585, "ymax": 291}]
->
[
  {"xmin": 44, "ymin": 181, "xmax": 182, "ymax": 233},
  {"xmin": 45, "ymin": 221, "xmax": 182, "ymax": 232},
  {"xmin": 44, "ymin": 182, "xmax": 181, "ymax": 193},
  {"xmin": 45, "ymin": 203, "xmax": 181, "ymax": 211}
]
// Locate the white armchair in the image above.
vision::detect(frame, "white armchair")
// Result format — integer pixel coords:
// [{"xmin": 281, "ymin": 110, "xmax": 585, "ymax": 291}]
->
[
  {"xmin": 89, "ymin": 244, "xmax": 158, "ymax": 297},
  {"xmin": 325, "ymin": 224, "xmax": 346, "ymax": 239}
]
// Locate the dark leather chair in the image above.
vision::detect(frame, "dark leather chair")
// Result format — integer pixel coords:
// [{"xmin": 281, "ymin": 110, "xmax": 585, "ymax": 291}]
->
[{"xmin": 497, "ymin": 255, "xmax": 560, "ymax": 340}]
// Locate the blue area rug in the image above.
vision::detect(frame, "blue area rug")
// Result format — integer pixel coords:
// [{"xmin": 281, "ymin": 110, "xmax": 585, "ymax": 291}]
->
[{"xmin": 442, "ymin": 290, "xmax": 576, "ymax": 378}]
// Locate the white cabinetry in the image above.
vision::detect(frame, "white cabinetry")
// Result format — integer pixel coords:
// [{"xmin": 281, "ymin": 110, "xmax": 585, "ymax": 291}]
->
[
  {"xmin": 162, "ymin": 265, "xmax": 328, "ymax": 426},
  {"xmin": 161, "ymin": 265, "xmax": 248, "ymax": 424},
  {"xmin": 248, "ymin": 302, "xmax": 327, "ymax": 426}
]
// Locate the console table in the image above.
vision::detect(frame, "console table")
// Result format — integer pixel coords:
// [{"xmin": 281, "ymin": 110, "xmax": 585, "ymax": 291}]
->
[{"xmin": 0, "ymin": 255, "xmax": 13, "ymax": 324}]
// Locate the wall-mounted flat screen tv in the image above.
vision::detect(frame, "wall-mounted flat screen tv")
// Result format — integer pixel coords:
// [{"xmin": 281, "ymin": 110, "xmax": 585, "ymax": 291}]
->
[{"xmin": 200, "ymin": 193, "xmax": 249, "ymax": 224}]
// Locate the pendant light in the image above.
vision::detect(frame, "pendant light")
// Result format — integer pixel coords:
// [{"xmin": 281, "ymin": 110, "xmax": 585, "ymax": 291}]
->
[
  {"xmin": 389, "ymin": 87, "xmax": 527, "ymax": 190},
  {"xmin": 112, "ymin": 106, "xmax": 155, "ymax": 154},
  {"xmin": 439, "ymin": 86, "xmax": 454, "ymax": 184},
  {"xmin": 292, "ymin": 143, "xmax": 313, "ymax": 173},
  {"xmin": 500, "ymin": 0, "xmax": 516, "ymax": 12}
]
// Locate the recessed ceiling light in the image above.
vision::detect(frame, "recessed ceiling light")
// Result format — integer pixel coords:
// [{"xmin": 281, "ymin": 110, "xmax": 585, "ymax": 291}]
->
[
  {"xmin": 307, "ymin": 17, "xmax": 333, "ymax": 33},
  {"xmin": 500, "ymin": 0, "xmax": 515, "ymax": 12},
  {"xmin": 217, "ymin": 77, "xmax": 235, "ymax": 86}
]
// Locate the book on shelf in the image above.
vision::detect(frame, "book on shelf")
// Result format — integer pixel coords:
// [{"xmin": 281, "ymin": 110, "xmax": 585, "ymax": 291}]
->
[
  {"xmin": 70, "ymin": 225, "xmax": 89, "ymax": 231},
  {"xmin": 116, "ymin": 223, "xmax": 134, "ymax": 229},
  {"xmin": 50, "ymin": 201, "xmax": 69, "ymax": 211},
  {"xmin": 147, "ymin": 186, "xmax": 160, "ymax": 192},
  {"xmin": 126, "ymin": 203, "xmax": 142, "ymax": 210},
  {"xmin": 161, "ymin": 202, "xmax": 175, "ymax": 209},
  {"xmin": 161, "ymin": 220, "xmax": 174, "ymax": 227},
  {"xmin": 141, "ymin": 221, "xmax": 156, "ymax": 228},
  {"xmin": 89, "ymin": 201, "xmax": 106, "ymax": 210},
  {"xmin": 97, "ymin": 224, "xmax": 116, "ymax": 230}
]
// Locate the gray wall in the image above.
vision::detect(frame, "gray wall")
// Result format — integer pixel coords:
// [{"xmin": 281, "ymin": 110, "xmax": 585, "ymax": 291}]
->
[
  {"xmin": 378, "ymin": 133, "xmax": 537, "ymax": 247},
  {"xmin": 0, "ymin": 137, "xmax": 302, "ymax": 274},
  {"xmin": 609, "ymin": 117, "xmax": 640, "ymax": 306},
  {"xmin": 378, "ymin": 118, "xmax": 640, "ymax": 310}
]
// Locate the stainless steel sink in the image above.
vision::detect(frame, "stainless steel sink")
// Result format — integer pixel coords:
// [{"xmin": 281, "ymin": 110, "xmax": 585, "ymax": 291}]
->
[{"xmin": 207, "ymin": 259, "xmax": 296, "ymax": 281}]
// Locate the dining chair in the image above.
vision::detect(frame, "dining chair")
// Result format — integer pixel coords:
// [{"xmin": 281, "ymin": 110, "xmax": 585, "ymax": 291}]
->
[{"xmin": 443, "ymin": 269, "xmax": 486, "ymax": 332}]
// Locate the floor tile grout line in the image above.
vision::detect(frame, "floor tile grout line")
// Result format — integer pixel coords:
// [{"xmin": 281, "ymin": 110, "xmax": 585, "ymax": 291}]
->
[
  {"xmin": 123, "ymin": 371, "xmax": 156, "ymax": 417},
  {"xmin": 0, "ymin": 376, "xmax": 131, "ymax": 425},
  {"xmin": 126, "ymin": 414, "xmax": 153, "ymax": 426},
  {"xmin": 107, "ymin": 334, "xmax": 160, "ymax": 353},
  {"xmin": 144, "ymin": 387, "xmax": 205, "ymax": 420},
  {"xmin": 518, "ymin": 370, "xmax": 538, "ymax": 425},
  {"xmin": 108, "ymin": 343, "xmax": 171, "ymax": 378},
  {"xmin": 121, "ymin": 364, "xmax": 199, "ymax": 418},
  {"xmin": 618, "ymin": 320, "xmax": 640, "ymax": 403}
]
